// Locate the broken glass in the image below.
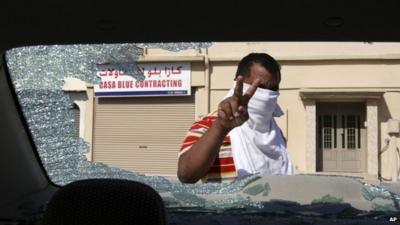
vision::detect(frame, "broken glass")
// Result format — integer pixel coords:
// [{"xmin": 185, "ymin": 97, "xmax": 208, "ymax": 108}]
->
[
  {"xmin": 5, "ymin": 44, "xmax": 265, "ymax": 210},
  {"xmin": 5, "ymin": 44, "xmax": 400, "ymax": 219}
]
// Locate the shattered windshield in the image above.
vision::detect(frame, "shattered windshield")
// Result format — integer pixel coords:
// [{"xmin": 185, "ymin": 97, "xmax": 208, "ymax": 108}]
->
[{"xmin": 5, "ymin": 43, "xmax": 400, "ymax": 223}]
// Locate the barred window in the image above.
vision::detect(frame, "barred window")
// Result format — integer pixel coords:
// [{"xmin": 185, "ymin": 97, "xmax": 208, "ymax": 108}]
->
[
  {"xmin": 323, "ymin": 115, "xmax": 332, "ymax": 149},
  {"xmin": 347, "ymin": 115, "xmax": 356, "ymax": 149}
]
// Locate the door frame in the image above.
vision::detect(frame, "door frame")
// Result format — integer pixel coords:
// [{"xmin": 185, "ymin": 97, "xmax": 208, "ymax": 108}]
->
[{"xmin": 300, "ymin": 89, "xmax": 384, "ymax": 179}]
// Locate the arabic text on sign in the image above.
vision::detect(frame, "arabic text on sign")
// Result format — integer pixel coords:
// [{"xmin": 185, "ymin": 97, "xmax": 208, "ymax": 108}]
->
[{"xmin": 147, "ymin": 66, "xmax": 183, "ymax": 78}]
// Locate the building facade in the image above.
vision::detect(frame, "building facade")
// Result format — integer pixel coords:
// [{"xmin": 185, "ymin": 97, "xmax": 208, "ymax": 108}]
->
[{"xmin": 63, "ymin": 42, "xmax": 400, "ymax": 181}]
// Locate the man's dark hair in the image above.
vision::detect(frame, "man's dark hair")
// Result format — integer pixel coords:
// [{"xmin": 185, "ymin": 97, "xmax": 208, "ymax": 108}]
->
[{"xmin": 235, "ymin": 53, "xmax": 281, "ymax": 91}]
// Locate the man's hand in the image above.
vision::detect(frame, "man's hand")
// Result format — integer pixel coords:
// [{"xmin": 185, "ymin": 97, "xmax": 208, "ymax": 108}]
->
[
  {"xmin": 216, "ymin": 76, "xmax": 260, "ymax": 132},
  {"xmin": 178, "ymin": 76, "xmax": 259, "ymax": 183}
]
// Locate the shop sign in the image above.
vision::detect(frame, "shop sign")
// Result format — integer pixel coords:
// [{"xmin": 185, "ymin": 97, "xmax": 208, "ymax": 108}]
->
[{"xmin": 94, "ymin": 62, "xmax": 191, "ymax": 97}]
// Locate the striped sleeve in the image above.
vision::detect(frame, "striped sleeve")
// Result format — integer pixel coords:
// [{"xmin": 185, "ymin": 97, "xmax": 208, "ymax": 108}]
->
[
  {"xmin": 179, "ymin": 115, "xmax": 216, "ymax": 157},
  {"xmin": 179, "ymin": 111, "xmax": 238, "ymax": 182}
]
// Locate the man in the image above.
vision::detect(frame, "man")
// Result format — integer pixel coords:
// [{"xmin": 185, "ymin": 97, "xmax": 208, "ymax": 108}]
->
[{"xmin": 178, "ymin": 53, "xmax": 293, "ymax": 183}]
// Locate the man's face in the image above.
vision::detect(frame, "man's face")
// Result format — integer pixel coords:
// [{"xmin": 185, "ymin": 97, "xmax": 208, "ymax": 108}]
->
[{"xmin": 241, "ymin": 63, "xmax": 277, "ymax": 90}]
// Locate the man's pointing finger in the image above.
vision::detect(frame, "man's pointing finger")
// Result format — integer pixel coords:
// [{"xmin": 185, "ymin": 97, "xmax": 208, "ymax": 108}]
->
[
  {"xmin": 234, "ymin": 75, "xmax": 244, "ymax": 97},
  {"xmin": 242, "ymin": 78, "xmax": 261, "ymax": 105}
]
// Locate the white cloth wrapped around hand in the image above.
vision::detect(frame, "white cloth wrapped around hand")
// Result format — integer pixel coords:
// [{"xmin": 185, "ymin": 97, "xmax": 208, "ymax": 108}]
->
[{"xmin": 225, "ymin": 81, "xmax": 294, "ymax": 177}]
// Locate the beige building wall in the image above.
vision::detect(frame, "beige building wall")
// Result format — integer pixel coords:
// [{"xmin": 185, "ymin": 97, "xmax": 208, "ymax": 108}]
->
[
  {"xmin": 80, "ymin": 42, "xmax": 400, "ymax": 180},
  {"xmin": 379, "ymin": 91, "xmax": 400, "ymax": 180},
  {"xmin": 84, "ymin": 86, "xmax": 94, "ymax": 161},
  {"xmin": 62, "ymin": 78, "xmax": 95, "ymax": 161},
  {"xmin": 206, "ymin": 60, "xmax": 400, "ymax": 175}
]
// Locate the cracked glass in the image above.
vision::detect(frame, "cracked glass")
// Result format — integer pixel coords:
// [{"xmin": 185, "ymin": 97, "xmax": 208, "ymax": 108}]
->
[{"xmin": 5, "ymin": 43, "xmax": 400, "ymax": 223}]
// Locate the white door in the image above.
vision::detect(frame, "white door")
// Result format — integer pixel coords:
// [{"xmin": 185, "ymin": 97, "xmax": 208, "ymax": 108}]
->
[{"xmin": 317, "ymin": 102, "xmax": 367, "ymax": 172}]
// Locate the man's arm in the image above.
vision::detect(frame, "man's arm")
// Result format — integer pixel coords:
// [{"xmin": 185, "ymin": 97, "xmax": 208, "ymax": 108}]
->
[
  {"xmin": 177, "ymin": 119, "xmax": 229, "ymax": 183},
  {"xmin": 177, "ymin": 76, "xmax": 260, "ymax": 183}
]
